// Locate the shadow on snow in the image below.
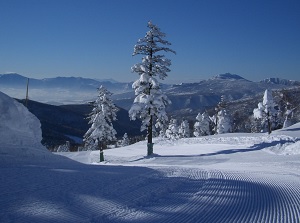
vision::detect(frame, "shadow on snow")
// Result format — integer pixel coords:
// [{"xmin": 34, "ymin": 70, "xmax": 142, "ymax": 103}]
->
[
  {"xmin": 148, "ymin": 139, "xmax": 297, "ymax": 159},
  {"xmin": 1, "ymin": 156, "xmax": 299, "ymax": 223}
]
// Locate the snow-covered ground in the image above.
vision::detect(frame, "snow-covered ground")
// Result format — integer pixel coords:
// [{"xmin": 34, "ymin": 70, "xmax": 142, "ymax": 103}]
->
[{"xmin": 1, "ymin": 91, "xmax": 300, "ymax": 222}]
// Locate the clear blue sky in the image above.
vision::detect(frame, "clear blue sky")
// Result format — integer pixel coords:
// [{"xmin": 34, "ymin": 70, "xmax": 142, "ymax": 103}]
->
[{"xmin": 1, "ymin": 0, "xmax": 300, "ymax": 83}]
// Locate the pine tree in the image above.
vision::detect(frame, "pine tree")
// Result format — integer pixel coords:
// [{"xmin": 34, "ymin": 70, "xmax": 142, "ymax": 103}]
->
[
  {"xmin": 216, "ymin": 109, "xmax": 232, "ymax": 134},
  {"xmin": 211, "ymin": 95, "xmax": 228, "ymax": 134},
  {"xmin": 121, "ymin": 133, "xmax": 130, "ymax": 147},
  {"xmin": 263, "ymin": 89, "xmax": 276, "ymax": 134},
  {"xmin": 83, "ymin": 86, "xmax": 118, "ymax": 162},
  {"xmin": 57, "ymin": 141, "xmax": 70, "ymax": 152},
  {"xmin": 277, "ymin": 89, "xmax": 295, "ymax": 128},
  {"xmin": 165, "ymin": 118, "xmax": 179, "ymax": 140},
  {"xmin": 194, "ymin": 112, "xmax": 211, "ymax": 137},
  {"xmin": 253, "ymin": 89, "xmax": 276, "ymax": 134},
  {"xmin": 156, "ymin": 120, "xmax": 168, "ymax": 138},
  {"xmin": 178, "ymin": 120, "xmax": 190, "ymax": 138},
  {"xmin": 129, "ymin": 21, "xmax": 175, "ymax": 155}
]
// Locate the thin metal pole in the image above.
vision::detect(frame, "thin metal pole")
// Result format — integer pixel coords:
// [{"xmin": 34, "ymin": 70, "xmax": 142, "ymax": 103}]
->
[{"xmin": 25, "ymin": 78, "xmax": 29, "ymax": 107}]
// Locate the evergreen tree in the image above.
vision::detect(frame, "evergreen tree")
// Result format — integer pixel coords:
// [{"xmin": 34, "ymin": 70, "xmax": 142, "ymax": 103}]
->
[
  {"xmin": 121, "ymin": 133, "xmax": 130, "ymax": 147},
  {"xmin": 194, "ymin": 112, "xmax": 211, "ymax": 137},
  {"xmin": 201, "ymin": 112, "xmax": 212, "ymax": 135},
  {"xmin": 263, "ymin": 89, "xmax": 276, "ymax": 134},
  {"xmin": 211, "ymin": 95, "xmax": 228, "ymax": 134},
  {"xmin": 57, "ymin": 141, "xmax": 70, "ymax": 152},
  {"xmin": 277, "ymin": 89, "xmax": 296, "ymax": 128},
  {"xmin": 178, "ymin": 120, "xmax": 190, "ymax": 138},
  {"xmin": 253, "ymin": 89, "xmax": 276, "ymax": 134},
  {"xmin": 216, "ymin": 109, "xmax": 232, "ymax": 134},
  {"xmin": 129, "ymin": 21, "xmax": 175, "ymax": 155},
  {"xmin": 156, "ymin": 120, "xmax": 168, "ymax": 138},
  {"xmin": 165, "ymin": 118, "xmax": 179, "ymax": 140},
  {"xmin": 83, "ymin": 86, "xmax": 118, "ymax": 162}
]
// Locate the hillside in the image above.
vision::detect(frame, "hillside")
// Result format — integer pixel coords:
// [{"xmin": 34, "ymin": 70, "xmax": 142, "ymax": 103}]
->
[{"xmin": 17, "ymin": 99, "xmax": 142, "ymax": 149}]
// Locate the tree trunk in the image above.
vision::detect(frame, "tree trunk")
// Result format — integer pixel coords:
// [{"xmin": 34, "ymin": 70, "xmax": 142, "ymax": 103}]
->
[
  {"xmin": 267, "ymin": 111, "xmax": 272, "ymax": 134},
  {"xmin": 100, "ymin": 149, "xmax": 104, "ymax": 162},
  {"xmin": 98, "ymin": 140, "xmax": 105, "ymax": 162},
  {"xmin": 147, "ymin": 40, "xmax": 154, "ymax": 156},
  {"xmin": 147, "ymin": 113, "xmax": 153, "ymax": 156},
  {"xmin": 148, "ymin": 114, "xmax": 153, "ymax": 144}
]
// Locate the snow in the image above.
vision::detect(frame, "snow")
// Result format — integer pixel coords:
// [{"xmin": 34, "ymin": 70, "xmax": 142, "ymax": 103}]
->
[
  {"xmin": 0, "ymin": 91, "xmax": 50, "ymax": 161},
  {"xmin": 1, "ymin": 91, "xmax": 300, "ymax": 222}
]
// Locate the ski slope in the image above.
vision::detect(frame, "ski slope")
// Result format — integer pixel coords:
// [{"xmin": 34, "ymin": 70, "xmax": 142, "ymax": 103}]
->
[{"xmin": 1, "ymin": 91, "xmax": 300, "ymax": 222}]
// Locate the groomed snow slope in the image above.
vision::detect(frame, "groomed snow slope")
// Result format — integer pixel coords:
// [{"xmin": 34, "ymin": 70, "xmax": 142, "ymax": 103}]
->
[{"xmin": 1, "ymin": 91, "xmax": 300, "ymax": 223}]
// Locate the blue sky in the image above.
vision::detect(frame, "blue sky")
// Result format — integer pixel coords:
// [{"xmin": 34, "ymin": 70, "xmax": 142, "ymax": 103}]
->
[{"xmin": 1, "ymin": 0, "xmax": 299, "ymax": 83}]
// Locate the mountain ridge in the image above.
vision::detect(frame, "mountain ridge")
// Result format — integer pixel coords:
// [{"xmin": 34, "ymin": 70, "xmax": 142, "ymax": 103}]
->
[
  {"xmin": 1, "ymin": 73, "xmax": 299, "ymax": 109},
  {"xmin": 211, "ymin": 73, "xmax": 250, "ymax": 81}
]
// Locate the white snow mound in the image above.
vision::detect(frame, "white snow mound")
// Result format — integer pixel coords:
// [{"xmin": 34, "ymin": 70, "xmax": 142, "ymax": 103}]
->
[{"xmin": 0, "ymin": 91, "xmax": 49, "ymax": 158}]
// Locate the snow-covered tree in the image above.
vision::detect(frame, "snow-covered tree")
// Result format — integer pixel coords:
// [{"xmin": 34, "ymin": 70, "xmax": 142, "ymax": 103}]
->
[
  {"xmin": 156, "ymin": 119, "xmax": 168, "ymax": 138},
  {"xmin": 129, "ymin": 21, "xmax": 175, "ymax": 155},
  {"xmin": 194, "ymin": 112, "xmax": 211, "ymax": 137},
  {"xmin": 263, "ymin": 89, "xmax": 276, "ymax": 133},
  {"xmin": 253, "ymin": 89, "xmax": 276, "ymax": 134},
  {"xmin": 165, "ymin": 118, "xmax": 179, "ymax": 140},
  {"xmin": 216, "ymin": 109, "xmax": 232, "ymax": 134},
  {"xmin": 283, "ymin": 112, "xmax": 293, "ymax": 128},
  {"xmin": 211, "ymin": 95, "xmax": 229, "ymax": 134},
  {"xmin": 178, "ymin": 120, "xmax": 190, "ymax": 138},
  {"xmin": 210, "ymin": 114, "xmax": 218, "ymax": 135},
  {"xmin": 121, "ymin": 133, "xmax": 130, "ymax": 147},
  {"xmin": 83, "ymin": 86, "xmax": 118, "ymax": 162},
  {"xmin": 218, "ymin": 95, "xmax": 228, "ymax": 110},
  {"xmin": 57, "ymin": 141, "xmax": 70, "ymax": 152},
  {"xmin": 277, "ymin": 89, "xmax": 296, "ymax": 128}
]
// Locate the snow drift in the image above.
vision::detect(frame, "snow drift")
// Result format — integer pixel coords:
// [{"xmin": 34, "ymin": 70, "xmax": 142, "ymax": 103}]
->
[{"xmin": 0, "ymin": 91, "xmax": 50, "ymax": 159}]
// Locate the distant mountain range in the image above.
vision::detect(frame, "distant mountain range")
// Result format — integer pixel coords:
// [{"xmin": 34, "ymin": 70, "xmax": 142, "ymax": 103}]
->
[
  {"xmin": 1, "ymin": 72, "xmax": 300, "ymax": 115},
  {"xmin": 260, "ymin": 77, "xmax": 300, "ymax": 86},
  {"xmin": 0, "ymin": 73, "xmax": 132, "ymax": 104},
  {"xmin": 0, "ymin": 73, "xmax": 131, "ymax": 93},
  {"xmin": 113, "ymin": 73, "xmax": 300, "ymax": 117},
  {"xmin": 2, "ymin": 72, "xmax": 300, "ymax": 148}
]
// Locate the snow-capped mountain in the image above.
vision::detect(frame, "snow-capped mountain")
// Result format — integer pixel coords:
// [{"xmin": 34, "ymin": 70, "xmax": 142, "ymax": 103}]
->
[
  {"xmin": 113, "ymin": 73, "xmax": 300, "ymax": 115},
  {"xmin": 211, "ymin": 72, "xmax": 250, "ymax": 81},
  {"xmin": 260, "ymin": 77, "xmax": 300, "ymax": 86},
  {"xmin": 165, "ymin": 73, "xmax": 279, "ymax": 111},
  {"xmin": 1, "ymin": 73, "xmax": 299, "ymax": 111}
]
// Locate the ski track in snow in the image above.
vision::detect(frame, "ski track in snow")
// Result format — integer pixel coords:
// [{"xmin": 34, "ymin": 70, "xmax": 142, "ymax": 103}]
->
[{"xmin": 1, "ymin": 160, "xmax": 300, "ymax": 223}]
